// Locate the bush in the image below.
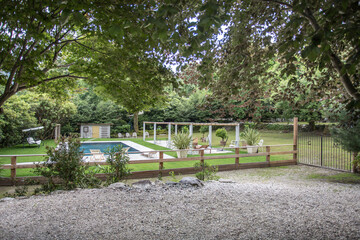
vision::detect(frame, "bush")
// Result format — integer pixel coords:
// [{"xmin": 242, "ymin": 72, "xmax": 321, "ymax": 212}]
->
[
  {"xmin": 117, "ymin": 124, "xmax": 131, "ymax": 133},
  {"xmin": 242, "ymin": 127, "xmax": 261, "ymax": 145},
  {"xmin": 332, "ymin": 120, "xmax": 360, "ymax": 172},
  {"xmin": 104, "ymin": 145, "xmax": 131, "ymax": 183},
  {"xmin": 34, "ymin": 135, "xmax": 101, "ymax": 192},
  {"xmin": 194, "ymin": 162, "xmax": 219, "ymax": 181},
  {"xmin": 172, "ymin": 131, "xmax": 192, "ymax": 149},
  {"xmin": 215, "ymin": 128, "xmax": 228, "ymax": 141}
]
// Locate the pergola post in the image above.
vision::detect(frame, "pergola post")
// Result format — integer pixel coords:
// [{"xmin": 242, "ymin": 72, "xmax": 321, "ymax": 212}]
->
[
  {"xmin": 189, "ymin": 123, "xmax": 193, "ymax": 139},
  {"xmin": 208, "ymin": 125, "xmax": 212, "ymax": 148},
  {"xmin": 175, "ymin": 124, "xmax": 178, "ymax": 135},
  {"xmin": 168, "ymin": 123, "xmax": 172, "ymax": 148},
  {"xmin": 154, "ymin": 123, "xmax": 157, "ymax": 143},
  {"xmin": 235, "ymin": 124, "xmax": 240, "ymax": 147},
  {"xmin": 143, "ymin": 122, "xmax": 146, "ymax": 141}
]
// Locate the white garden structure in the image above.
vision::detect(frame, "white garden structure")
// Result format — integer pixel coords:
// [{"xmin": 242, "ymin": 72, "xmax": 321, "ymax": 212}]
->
[{"xmin": 142, "ymin": 122, "xmax": 241, "ymax": 149}]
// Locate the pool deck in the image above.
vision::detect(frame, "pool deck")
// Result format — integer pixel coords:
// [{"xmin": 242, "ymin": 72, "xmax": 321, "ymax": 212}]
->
[{"xmin": 82, "ymin": 140, "xmax": 174, "ymax": 161}]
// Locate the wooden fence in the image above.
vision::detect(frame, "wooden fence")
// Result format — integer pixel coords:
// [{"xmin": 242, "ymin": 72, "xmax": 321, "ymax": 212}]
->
[{"xmin": 0, "ymin": 144, "xmax": 297, "ymax": 186}]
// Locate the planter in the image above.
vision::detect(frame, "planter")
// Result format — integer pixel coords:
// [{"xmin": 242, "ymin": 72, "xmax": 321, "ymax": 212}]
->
[
  {"xmin": 246, "ymin": 146, "xmax": 258, "ymax": 154},
  {"xmin": 177, "ymin": 150, "xmax": 188, "ymax": 158},
  {"xmin": 220, "ymin": 140, "xmax": 226, "ymax": 147}
]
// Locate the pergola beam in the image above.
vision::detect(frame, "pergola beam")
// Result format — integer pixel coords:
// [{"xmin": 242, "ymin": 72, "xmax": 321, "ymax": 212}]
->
[{"xmin": 143, "ymin": 121, "xmax": 241, "ymax": 126}]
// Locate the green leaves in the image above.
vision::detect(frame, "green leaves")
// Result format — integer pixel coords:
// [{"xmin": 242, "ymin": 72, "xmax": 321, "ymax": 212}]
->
[{"xmin": 301, "ymin": 45, "xmax": 321, "ymax": 61}]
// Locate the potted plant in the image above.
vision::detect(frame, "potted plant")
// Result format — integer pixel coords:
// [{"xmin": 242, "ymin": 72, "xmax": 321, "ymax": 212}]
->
[
  {"xmin": 199, "ymin": 126, "xmax": 208, "ymax": 142},
  {"xmin": 242, "ymin": 128, "xmax": 261, "ymax": 153},
  {"xmin": 172, "ymin": 132, "xmax": 192, "ymax": 158},
  {"xmin": 215, "ymin": 128, "xmax": 228, "ymax": 147}
]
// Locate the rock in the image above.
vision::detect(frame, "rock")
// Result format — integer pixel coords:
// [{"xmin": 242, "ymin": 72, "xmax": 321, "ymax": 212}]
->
[
  {"xmin": 16, "ymin": 196, "xmax": 28, "ymax": 200},
  {"xmin": 108, "ymin": 182, "xmax": 127, "ymax": 189},
  {"xmin": 132, "ymin": 180, "xmax": 152, "ymax": 189},
  {"xmin": 179, "ymin": 177, "xmax": 204, "ymax": 187},
  {"xmin": 0, "ymin": 197, "xmax": 14, "ymax": 202},
  {"xmin": 51, "ymin": 190, "xmax": 65, "ymax": 195},
  {"xmin": 165, "ymin": 181, "xmax": 178, "ymax": 186},
  {"xmin": 218, "ymin": 178, "xmax": 236, "ymax": 183},
  {"xmin": 155, "ymin": 180, "xmax": 164, "ymax": 186}
]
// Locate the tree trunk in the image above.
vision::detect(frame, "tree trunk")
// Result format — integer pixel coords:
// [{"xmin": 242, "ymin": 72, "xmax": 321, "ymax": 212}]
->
[
  {"xmin": 133, "ymin": 111, "xmax": 139, "ymax": 134},
  {"xmin": 0, "ymin": 90, "xmax": 17, "ymax": 114},
  {"xmin": 308, "ymin": 120, "xmax": 315, "ymax": 131}
]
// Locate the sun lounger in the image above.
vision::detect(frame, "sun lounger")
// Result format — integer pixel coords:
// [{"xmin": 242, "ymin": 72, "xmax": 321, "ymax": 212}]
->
[
  {"xmin": 27, "ymin": 137, "xmax": 41, "ymax": 147},
  {"xmin": 141, "ymin": 151, "xmax": 157, "ymax": 158},
  {"xmin": 90, "ymin": 149, "xmax": 106, "ymax": 161}
]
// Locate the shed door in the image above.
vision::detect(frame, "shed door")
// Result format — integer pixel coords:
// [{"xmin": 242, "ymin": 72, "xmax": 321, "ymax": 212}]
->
[{"xmin": 92, "ymin": 126, "xmax": 100, "ymax": 138}]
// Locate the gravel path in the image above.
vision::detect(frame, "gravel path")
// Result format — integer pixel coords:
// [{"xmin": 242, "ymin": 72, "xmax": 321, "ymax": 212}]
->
[{"xmin": 1, "ymin": 165, "xmax": 360, "ymax": 239}]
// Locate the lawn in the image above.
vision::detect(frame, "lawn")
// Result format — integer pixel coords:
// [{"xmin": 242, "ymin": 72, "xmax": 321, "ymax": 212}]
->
[{"xmin": 0, "ymin": 130, "xmax": 294, "ymax": 177}]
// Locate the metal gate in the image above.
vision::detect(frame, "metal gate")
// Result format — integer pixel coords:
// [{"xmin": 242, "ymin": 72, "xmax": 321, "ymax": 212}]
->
[{"xmin": 298, "ymin": 133, "xmax": 354, "ymax": 172}]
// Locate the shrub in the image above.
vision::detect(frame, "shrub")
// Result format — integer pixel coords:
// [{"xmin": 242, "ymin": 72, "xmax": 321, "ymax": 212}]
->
[
  {"xmin": 331, "ymin": 120, "xmax": 360, "ymax": 172},
  {"xmin": 242, "ymin": 127, "xmax": 261, "ymax": 146},
  {"xmin": 194, "ymin": 161, "xmax": 219, "ymax": 181},
  {"xmin": 104, "ymin": 145, "xmax": 131, "ymax": 183},
  {"xmin": 34, "ymin": 134, "xmax": 101, "ymax": 192},
  {"xmin": 172, "ymin": 131, "xmax": 192, "ymax": 149},
  {"xmin": 4, "ymin": 185, "xmax": 28, "ymax": 198},
  {"xmin": 215, "ymin": 128, "xmax": 228, "ymax": 141},
  {"xmin": 117, "ymin": 124, "xmax": 131, "ymax": 133}
]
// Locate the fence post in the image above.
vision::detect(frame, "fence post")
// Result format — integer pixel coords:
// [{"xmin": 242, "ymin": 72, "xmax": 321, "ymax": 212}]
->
[
  {"xmin": 11, "ymin": 156, "xmax": 17, "ymax": 184},
  {"xmin": 235, "ymin": 147, "xmax": 240, "ymax": 167},
  {"xmin": 293, "ymin": 117, "xmax": 298, "ymax": 164},
  {"xmin": 266, "ymin": 146, "xmax": 271, "ymax": 166},
  {"xmin": 200, "ymin": 149, "xmax": 204, "ymax": 165},
  {"xmin": 159, "ymin": 151, "xmax": 164, "ymax": 177},
  {"xmin": 200, "ymin": 149, "xmax": 205, "ymax": 178}
]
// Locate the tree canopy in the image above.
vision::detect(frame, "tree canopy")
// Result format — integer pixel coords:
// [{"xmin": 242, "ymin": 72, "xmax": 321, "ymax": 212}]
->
[{"xmin": 187, "ymin": 0, "xmax": 360, "ymax": 107}]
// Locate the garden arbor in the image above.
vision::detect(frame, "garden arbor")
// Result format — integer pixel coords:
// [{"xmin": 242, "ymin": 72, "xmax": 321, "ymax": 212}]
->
[{"xmin": 143, "ymin": 122, "xmax": 241, "ymax": 149}]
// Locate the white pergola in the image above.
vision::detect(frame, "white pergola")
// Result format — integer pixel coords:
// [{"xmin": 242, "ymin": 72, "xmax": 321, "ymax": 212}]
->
[{"xmin": 142, "ymin": 122, "xmax": 241, "ymax": 148}]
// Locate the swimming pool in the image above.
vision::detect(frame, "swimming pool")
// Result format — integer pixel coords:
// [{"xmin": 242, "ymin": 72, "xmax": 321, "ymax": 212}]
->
[{"xmin": 80, "ymin": 142, "xmax": 138, "ymax": 154}]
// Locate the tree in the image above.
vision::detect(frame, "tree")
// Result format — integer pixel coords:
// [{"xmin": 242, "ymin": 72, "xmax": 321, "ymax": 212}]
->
[
  {"xmin": 0, "ymin": 1, "xmax": 198, "ymax": 113},
  {"xmin": 187, "ymin": 0, "xmax": 359, "ymax": 107},
  {"xmin": 72, "ymin": 37, "xmax": 175, "ymax": 133}
]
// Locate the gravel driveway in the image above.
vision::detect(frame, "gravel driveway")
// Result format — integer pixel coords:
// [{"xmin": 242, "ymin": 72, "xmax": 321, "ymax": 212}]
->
[{"xmin": 1, "ymin": 165, "xmax": 360, "ymax": 239}]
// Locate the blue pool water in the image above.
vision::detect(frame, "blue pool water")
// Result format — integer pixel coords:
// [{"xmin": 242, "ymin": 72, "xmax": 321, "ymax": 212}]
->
[{"xmin": 80, "ymin": 142, "xmax": 137, "ymax": 154}]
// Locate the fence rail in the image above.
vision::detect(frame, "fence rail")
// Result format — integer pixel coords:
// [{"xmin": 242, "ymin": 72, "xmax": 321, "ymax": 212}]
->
[{"xmin": 0, "ymin": 145, "xmax": 297, "ymax": 186}]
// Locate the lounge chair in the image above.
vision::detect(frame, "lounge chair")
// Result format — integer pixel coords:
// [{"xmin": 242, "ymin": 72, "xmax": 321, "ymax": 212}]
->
[
  {"xmin": 257, "ymin": 139, "xmax": 264, "ymax": 152},
  {"xmin": 194, "ymin": 144, "xmax": 211, "ymax": 153},
  {"xmin": 125, "ymin": 132, "xmax": 131, "ymax": 138},
  {"xmin": 132, "ymin": 132, "xmax": 137, "ymax": 138},
  {"xmin": 142, "ymin": 151, "xmax": 157, "ymax": 158},
  {"xmin": 90, "ymin": 149, "xmax": 106, "ymax": 161},
  {"xmin": 229, "ymin": 140, "xmax": 239, "ymax": 148},
  {"xmin": 27, "ymin": 137, "xmax": 41, "ymax": 147},
  {"xmin": 192, "ymin": 137, "xmax": 199, "ymax": 148},
  {"xmin": 118, "ymin": 133, "xmax": 123, "ymax": 138}
]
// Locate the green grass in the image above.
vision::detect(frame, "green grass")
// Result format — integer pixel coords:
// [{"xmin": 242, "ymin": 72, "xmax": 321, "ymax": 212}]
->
[
  {"xmin": 0, "ymin": 140, "xmax": 56, "ymax": 165},
  {"xmin": 0, "ymin": 130, "xmax": 294, "ymax": 178},
  {"xmin": 307, "ymin": 172, "xmax": 360, "ymax": 184}
]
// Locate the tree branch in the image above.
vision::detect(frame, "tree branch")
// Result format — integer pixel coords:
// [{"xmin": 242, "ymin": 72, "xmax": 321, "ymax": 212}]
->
[
  {"xmin": 17, "ymin": 74, "xmax": 88, "ymax": 91},
  {"xmin": 74, "ymin": 40, "xmax": 107, "ymax": 55},
  {"xmin": 261, "ymin": 0, "xmax": 293, "ymax": 9}
]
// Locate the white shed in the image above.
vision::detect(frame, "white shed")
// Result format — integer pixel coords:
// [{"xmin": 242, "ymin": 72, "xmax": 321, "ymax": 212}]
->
[{"xmin": 80, "ymin": 123, "xmax": 112, "ymax": 138}]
